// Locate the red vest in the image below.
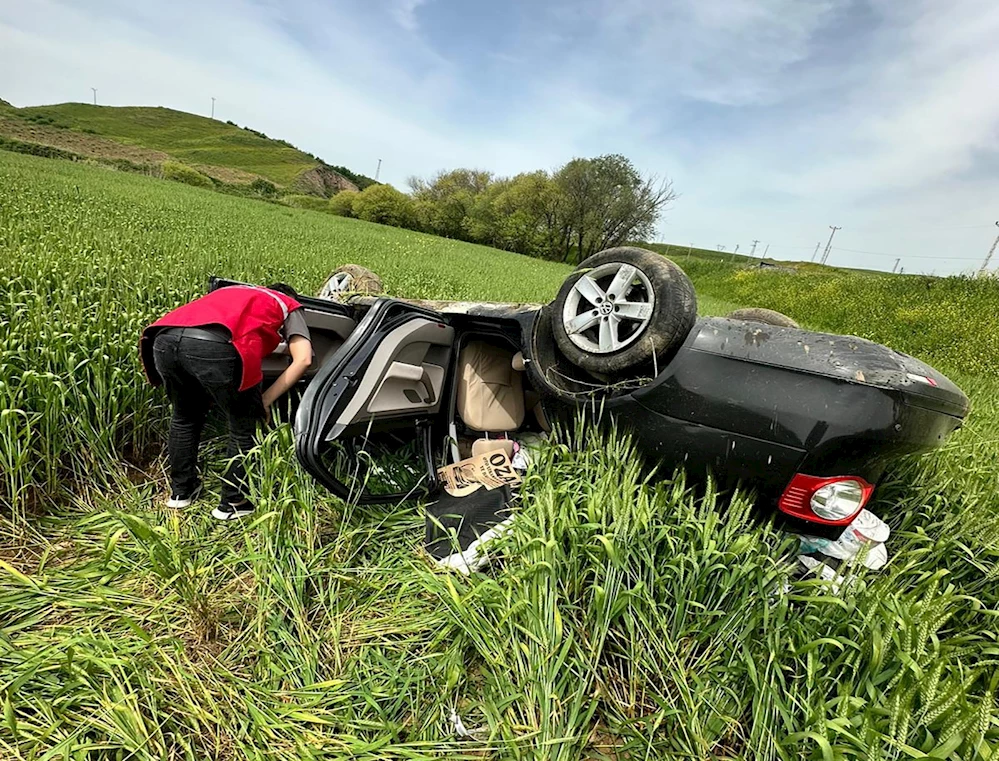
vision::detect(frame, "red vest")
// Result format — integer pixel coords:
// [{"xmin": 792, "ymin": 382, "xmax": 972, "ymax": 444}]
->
[{"xmin": 141, "ymin": 286, "xmax": 303, "ymax": 391}]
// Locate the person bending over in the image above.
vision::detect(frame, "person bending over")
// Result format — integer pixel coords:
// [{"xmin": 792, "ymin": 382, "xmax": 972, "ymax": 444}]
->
[{"xmin": 140, "ymin": 283, "xmax": 312, "ymax": 520}]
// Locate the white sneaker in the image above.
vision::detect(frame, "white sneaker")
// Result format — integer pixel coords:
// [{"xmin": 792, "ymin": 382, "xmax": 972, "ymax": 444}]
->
[
  {"xmin": 211, "ymin": 500, "xmax": 255, "ymax": 521},
  {"xmin": 165, "ymin": 483, "xmax": 201, "ymax": 509}
]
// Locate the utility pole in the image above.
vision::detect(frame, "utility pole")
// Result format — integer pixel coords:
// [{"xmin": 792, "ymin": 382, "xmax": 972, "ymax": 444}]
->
[
  {"xmin": 717, "ymin": 245, "xmax": 725, "ymax": 252},
  {"xmin": 892, "ymin": 258, "xmax": 900, "ymax": 274},
  {"xmin": 687, "ymin": 242, "xmax": 692, "ymax": 261},
  {"xmin": 978, "ymin": 221, "xmax": 999, "ymax": 277},
  {"xmin": 375, "ymin": 158, "xmax": 382, "ymax": 182},
  {"xmin": 91, "ymin": 87, "xmax": 97, "ymax": 105},
  {"xmin": 820, "ymin": 226, "xmax": 841, "ymax": 265},
  {"xmin": 762, "ymin": 244, "xmax": 770, "ymax": 259},
  {"xmin": 811, "ymin": 241, "xmax": 821, "ymax": 262},
  {"xmin": 733, "ymin": 244, "xmax": 740, "ymax": 255},
  {"xmin": 211, "ymin": 97, "xmax": 216, "ymax": 119},
  {"xmin": 749, "ymin": 239, "xmax": 760, "ymax": 257}
]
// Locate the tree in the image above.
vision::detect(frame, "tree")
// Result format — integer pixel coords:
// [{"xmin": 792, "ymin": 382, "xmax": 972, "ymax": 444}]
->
[
  {"xmin": 351, "ymin": 184, "xmax": 416, "ymax": 228},
  {"xmin": 553, "ymin": 154, "xmax": 675, "ymax": 263},
  {"xmin": 408, "ymin": 168, "xmax": 493, "ymax": 239},
  {"xmin": 404, "ymin": 156, "xmax": 675, "ymax": 262},
  {"xmin": 490, "ymin": 171, "xmax": 563, "ymax": 258}
]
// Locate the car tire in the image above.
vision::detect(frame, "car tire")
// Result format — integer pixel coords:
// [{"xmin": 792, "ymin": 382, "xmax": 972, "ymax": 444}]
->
[
  {"xmin": 726, "ymin": 308, "xmax": 799, "ymax": 328},
  {"xmin": 318, "ymin": 264, "xmax": 383, "ymax": 301},
  {"xmin": 552, "ymin": 247, "xmax": 697, "ymax": 375}
]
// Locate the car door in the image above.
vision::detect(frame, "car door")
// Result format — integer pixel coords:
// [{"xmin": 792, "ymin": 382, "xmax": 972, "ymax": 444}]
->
[{"xmin": 295, "ymin": 299, "xmax": 455, "ymax": 504}]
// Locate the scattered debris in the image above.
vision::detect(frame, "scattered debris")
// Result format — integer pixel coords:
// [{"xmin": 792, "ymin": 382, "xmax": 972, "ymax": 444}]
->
[
  {"xmin": 795, "ymin": 510, "xmax": 891, "ymax": 592},
  {"xmin": 450, "ymin": 708, "xmax": 489, "ymax": 740}
]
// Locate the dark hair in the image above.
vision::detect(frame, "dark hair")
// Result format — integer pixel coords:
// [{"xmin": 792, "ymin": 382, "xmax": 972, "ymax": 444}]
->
[{"xmin": 266, "ymin": 282, "xmax": 299, "ymax": 298}]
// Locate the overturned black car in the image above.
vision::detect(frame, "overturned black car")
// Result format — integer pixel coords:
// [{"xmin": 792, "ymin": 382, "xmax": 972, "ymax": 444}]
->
[{"xmin": 213, "ymin": 246, "xmax": 969, "ymax": 545}]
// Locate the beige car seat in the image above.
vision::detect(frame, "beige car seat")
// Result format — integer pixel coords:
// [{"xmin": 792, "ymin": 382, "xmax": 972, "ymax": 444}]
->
[{"xmin": 457, "ymin": 341, "xmax": 525, "ymax": 433}]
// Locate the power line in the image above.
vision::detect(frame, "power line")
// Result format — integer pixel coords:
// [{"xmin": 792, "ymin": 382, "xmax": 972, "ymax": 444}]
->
[
  {"xmin": 749, "ymin": 239, "xmax": 760, "ymax": 257},
  {"xmin": 684, "ymin": 239, "xmax": 987, "ymax": 264},
  {"xmin": 833, "ymin": 247, "xmax": 983, "ymax": 261}
]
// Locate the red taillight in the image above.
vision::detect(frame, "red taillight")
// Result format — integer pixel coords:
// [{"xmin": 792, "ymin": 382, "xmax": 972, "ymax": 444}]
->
[{"xmin": 778, "ymin": 474, "xmax": 874, "ymax": 525}]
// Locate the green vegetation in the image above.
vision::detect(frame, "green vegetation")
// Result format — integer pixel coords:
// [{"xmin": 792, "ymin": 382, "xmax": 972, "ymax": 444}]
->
[
  {"xmin": 407, "ymin": 158, "xmax": 674, "ymax": 264},
  {"xmin": 16, "ymin": 103, "xmax": 319, "ymax": 185},
  {"xmin": 2, "ymin": 150, "xmax": 998, "ymax": 759},
  {"xmin": 281, "ymin": 193, "xmax": 334, "ymax": 212},
  {"xmin": 643, "ymin": 241, "xmax": 760, "ymax": 265},
  {"xmin": 329, "ymin": 158, "xmax": 676, "ymax": 265},
  {"xmin": 328, "ymin": 189, "xmax": 358, "ymax": 216},
  {"xmin": 1, "ymin": 101, "xmax": 371, "ymax": 196},
  {"xmin": 351, "ymin": 183, "xmax": 418, "ymax": 227},
  {"xmin": 161, "ymin": 159, "xmax": 213, "ymax": 189}
]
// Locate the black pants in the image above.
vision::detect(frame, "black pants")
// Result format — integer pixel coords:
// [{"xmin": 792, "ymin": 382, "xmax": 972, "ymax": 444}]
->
[{"xmin": 153, "ymin": 332, "xmax": 264, "ymax": 504}]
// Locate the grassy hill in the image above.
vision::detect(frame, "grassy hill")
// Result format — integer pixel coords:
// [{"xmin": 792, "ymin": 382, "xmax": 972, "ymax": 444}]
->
[
  {"xmin": 1, "ymin": 150, "xmax": 998, "ymax": 759},
  {"xmin": 0, "ymin": 100, "xmax": 376, "ymax": 191},
  {"xmin": 17, "ymin": 103, "xmax": 317, "ymax": 184}
]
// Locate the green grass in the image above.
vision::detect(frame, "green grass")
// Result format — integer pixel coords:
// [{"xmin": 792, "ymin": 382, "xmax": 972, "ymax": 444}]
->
[
  {"xmin": 14, "ymin": 103, "xmax": 321, "ymax": 185},
  {"xmin": 1, "ymin": 150, "xmax": 998, "ymax": 759}
]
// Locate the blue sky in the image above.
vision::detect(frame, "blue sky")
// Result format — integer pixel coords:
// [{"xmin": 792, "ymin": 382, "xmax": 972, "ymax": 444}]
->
[{"xmin": 2, "ymin": 0, "xmax": 998, "ymax": 274}]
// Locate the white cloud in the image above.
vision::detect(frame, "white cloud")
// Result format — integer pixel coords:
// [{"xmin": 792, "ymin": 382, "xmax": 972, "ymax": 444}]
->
[
  {"xmin": 595, "ymin": 0, "xmax": 848, "ymax": 106},
  {"xmin": 391, "ymin": 0, "xmax": 429, "ymax": 32},
  {"xmin": 769, "ymin": 0, "xmax": 999, "ymax": 196}
]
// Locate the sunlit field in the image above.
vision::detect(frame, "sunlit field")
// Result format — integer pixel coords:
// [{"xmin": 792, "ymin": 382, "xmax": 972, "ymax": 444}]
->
[{"xmin": 2, "ymin": 150, "xmax": 997, "ymax": 760}]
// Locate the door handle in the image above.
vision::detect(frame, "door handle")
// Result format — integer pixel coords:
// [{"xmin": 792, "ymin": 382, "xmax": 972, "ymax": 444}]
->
[{"xmin": 384, "ymin": 361, "xmax": 436, "ymax": 405}]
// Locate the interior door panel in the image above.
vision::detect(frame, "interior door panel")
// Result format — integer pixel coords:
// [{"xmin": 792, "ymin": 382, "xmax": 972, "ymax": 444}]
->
[
  {"xmin": 262, "ymin": 306, "xmax": 358, "ymax": 380},
  {"xmin": 331, "ymin": 318, "xmax": 454, "ymax": 431},
  {"xmin": 295, "ymin": 300, "xmax": 455, "ymax": 504}
]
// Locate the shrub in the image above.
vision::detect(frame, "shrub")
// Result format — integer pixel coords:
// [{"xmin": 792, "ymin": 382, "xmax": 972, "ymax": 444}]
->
[
  {"xmin": 249, "ymin": 178, "xmax": 278, "ymax": 197},
  {"xmin": 328, "ymin": 190, "xmax": 358, "ymax": 217},
  {"xmin": 161, "ymin": 161, "xmax": 213, "ymax": 189},
  {"xmin": 281, "ymin": 194, "xmax": 330, "ymax": 212},
  {"xmin": 351, "ymin": 184, "xmax": 416, "ymax": 228}
]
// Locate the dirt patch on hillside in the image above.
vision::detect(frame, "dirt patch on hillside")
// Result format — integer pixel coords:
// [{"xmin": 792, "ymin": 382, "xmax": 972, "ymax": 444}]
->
[
  {"xmin": 0, "ymin": 116, "xmax": 170, "ymax": 165},
  {"xmin": 0, "ymin": 116, "xmax": 272, "ymax": 186},
  {"xmin": 292, "ymin": 164, "xmax": 359, "ymax": 197}
]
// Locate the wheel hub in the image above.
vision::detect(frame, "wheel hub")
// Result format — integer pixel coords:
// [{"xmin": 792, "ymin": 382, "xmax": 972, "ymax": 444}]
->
[{"xmin": 561, "ymin": 261, "xmax": 655, "ymax": 354}]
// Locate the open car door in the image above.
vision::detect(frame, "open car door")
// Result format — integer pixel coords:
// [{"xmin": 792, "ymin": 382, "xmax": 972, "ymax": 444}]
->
[{"xmin": 295, "ymin": 300, "xmax": 455, "ymax": 504}]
